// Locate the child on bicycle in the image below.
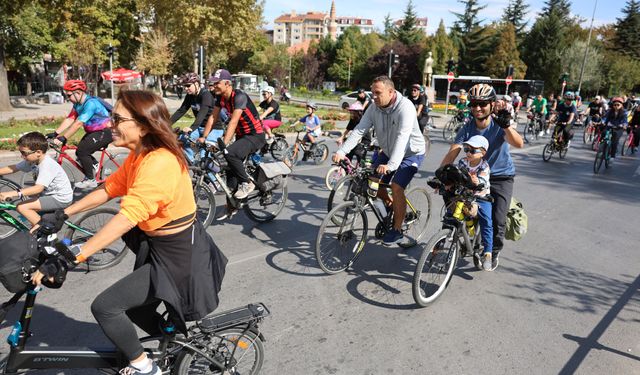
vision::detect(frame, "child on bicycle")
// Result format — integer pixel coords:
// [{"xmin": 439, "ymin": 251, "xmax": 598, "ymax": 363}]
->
[
  {"xmin": 0, "ymin": 132, "xmax": 73, "ymax": 227},
  {"xmin": 299, "ymin": 102, "xmax": 321, "ymax": 149},
  {"xmin": 457, "ymin": 135, "xmax": 493, "ymax": 271}
]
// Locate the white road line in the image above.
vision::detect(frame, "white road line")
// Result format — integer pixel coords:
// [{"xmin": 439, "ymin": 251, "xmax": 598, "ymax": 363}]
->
[{"xmin": 634, "ymin": 165, "xmax": 640, "ymax": 177}]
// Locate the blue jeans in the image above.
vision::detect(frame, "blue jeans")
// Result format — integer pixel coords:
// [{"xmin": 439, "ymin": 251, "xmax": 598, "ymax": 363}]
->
[
  {"xmin": 182, "ymin": 128, "xmax": 224, "ymax": 163},
  {"xmin": 476, "ymin": 199, "xmax": 493, "ymax": 254}
]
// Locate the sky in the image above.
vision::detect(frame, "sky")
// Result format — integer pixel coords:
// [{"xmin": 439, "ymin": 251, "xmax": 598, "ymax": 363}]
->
[{"xmin": 263, "ymin": 0, "xmax": 627, "ymax": 34}]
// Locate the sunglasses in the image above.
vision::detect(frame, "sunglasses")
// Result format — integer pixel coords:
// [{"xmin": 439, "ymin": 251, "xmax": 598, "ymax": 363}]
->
[
  {"xmin": 110, "ymin": 113, "xmax": 136, "ymax": 127},
  {"xmin": 463, "ymin": 147, "xmax": 483, "ymax": 154},
  {"xmin": 470, "ymin": 101, "xmax": 491, "ymax": 108},
  {"xmin": 20, "ymin": 149, "xmax": 37, "ymax": 157}
]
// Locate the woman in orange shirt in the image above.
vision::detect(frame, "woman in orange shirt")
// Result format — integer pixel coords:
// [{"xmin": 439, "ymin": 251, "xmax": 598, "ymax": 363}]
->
[{"xmin": 32, "ymin": 90, "xmax": 227, "ymax": 375}]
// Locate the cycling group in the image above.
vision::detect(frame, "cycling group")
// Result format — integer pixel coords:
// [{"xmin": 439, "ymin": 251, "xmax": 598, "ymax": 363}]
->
[{"xmin": 0, "ymin": 71, "xmax": 286, "ymax": 374}]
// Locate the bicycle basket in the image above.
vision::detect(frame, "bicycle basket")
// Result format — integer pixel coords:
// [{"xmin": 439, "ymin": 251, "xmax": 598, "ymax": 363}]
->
[{"xmin": 0, "ymin": 232, "xmax": 40, "ymax": 294}]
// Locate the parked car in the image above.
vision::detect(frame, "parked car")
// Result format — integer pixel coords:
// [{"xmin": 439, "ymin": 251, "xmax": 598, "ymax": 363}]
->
[{"xmin": 339, "ymin": 91, "xmax": 373, "ymax": 109}]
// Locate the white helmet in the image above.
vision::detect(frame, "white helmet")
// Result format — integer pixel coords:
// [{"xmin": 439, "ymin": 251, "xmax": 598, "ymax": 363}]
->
[{"xmin": 262, "ymin": 86, "xmax": 275, "ymax": 96}]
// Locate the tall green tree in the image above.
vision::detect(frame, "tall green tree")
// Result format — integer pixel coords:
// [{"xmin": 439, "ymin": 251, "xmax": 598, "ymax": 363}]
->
[
  {"xmin": 485, "ymin": 23, "xmax": 527, "ymax": 79},
  {"xmin": 395, "ymin": 0, "xmax": 425, "ymax": 45},
  {"xmin": 450, "ymin": 0, "xmax": 491, "ymax": 75},
  {"xmin": 560, "ymin": 40, "xmax": 604, "ymax": 95},
  {"xmin": 425, "ymin": 19, "xmax": 458, "ymax": 75},
  {"xmin": 541, "ymin": 0, "xmax": 571, "ymax": 18},
  {"xmin": 613, "ymin": 0, "xmax": 640, "ymax": 59},
  {"xmin": 501, "ymin": 0, "xmax": 529, "ymax": 42},
  {"xmin": 383, "ymin": 13, "xmax": 395, "ymax": 41},
  {"xmin": 134, "ymin": 28, "xmax": 173, "ymax": 94},
  {"xmin": 0, "ymin": 1, "xmax": 28, "ymax": 110}
]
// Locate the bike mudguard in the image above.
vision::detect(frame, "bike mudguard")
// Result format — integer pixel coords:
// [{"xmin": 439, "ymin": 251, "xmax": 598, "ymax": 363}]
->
[{"xmin": 199, "ymin": 303, "xmax": 270, "ymax": 333}]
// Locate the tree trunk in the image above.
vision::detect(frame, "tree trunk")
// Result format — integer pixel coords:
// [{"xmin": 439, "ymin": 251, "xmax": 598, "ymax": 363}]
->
[{"xmin": 0, "ymin": 44, "xmax": 14, "ymax": 111}]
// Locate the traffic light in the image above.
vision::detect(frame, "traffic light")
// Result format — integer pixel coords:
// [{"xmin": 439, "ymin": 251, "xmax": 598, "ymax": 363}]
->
[
  {"xmin": 505, "ymin": 64, "xmax": 514, "ymax": 77},
  {"xmin": 105, "ymin": 46, "xmax": 116, "ymax": 58},
  {"xmin": 393, "ymin": 54, "xmax": 400, "ymax": 66},
  {"xmin": 447, "ymin": 59, "xmax": 455, "ymax": 73},
  {"xmin": 194, "ymin": 49, "xmax": 201, "ymax": 60}
]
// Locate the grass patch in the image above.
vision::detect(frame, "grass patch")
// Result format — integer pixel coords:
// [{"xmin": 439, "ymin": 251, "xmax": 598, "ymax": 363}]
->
[{"xmin": 0, "ymin": 116, "xmax": 87, "ymax": 149}]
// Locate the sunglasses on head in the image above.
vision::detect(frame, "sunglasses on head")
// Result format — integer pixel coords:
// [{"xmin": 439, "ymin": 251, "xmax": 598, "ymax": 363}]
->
[
  {"xmin": 463, "ymin": 147, "xmax": 483, "ymax": 154},
  {"xmin": 110, "ymin": 112, "xmax": 135, "ymax": 127},
  {"xmin": 470, "ymin": 100, "xmax": 491, "ymax": 108}
]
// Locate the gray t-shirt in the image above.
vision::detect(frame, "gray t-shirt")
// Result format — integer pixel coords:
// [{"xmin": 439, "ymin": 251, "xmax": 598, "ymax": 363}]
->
[{"xmin": 17, "ymin": 156, "xmax": 73, "ymax": 203}]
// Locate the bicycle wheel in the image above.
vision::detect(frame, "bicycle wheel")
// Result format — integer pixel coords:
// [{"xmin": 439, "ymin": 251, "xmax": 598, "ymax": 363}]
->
[
  {"xmin": 194, "ymin": 181, "xmax": 216, "ymax": 227},
  {"xmin": 559, "ymin": 145, "xmax": 568, "ymax": 159},
  {"xmin": 327, "ymin": 174, "xmax": 356, "ymax": 213},
  {"xmin": 283, "ymin": 145, "xmax": 299, "ymax": 167},
  {"xmin": 244, "ymin": 180, "xmax": 288, "ymax": 222},
  {"xmin": 0, "ymin": 179, "xmax": 25, "ymax": 239},
  {"xmin": 399, "ymin": 187, "xmax": 432, "ymax": 249},
  {"xmin": 65, "ymin": 207, "xmax": 128, "ymax": 270},
  {"xmin": 269, "ymin": 137, "xmax": 289, "ymax": 161},
  {"xmin": 593, "ymin": 144, "xmax": 605, "ymax": 174},
  {"xmin": 316, "ymin": 201, "xmax": 368, "ymax": 274},
  {"xmin": 604, "ymin": 144, "xmax": 611, "ymax": 168},
  {"xmin": 312, "ymin": 143, "xmax": 329, "ymax": 164},
  {"xmin": 412, "ymin": 229, "xmax": 459, "ymax": 307},
  {"xmin": 325, "ymin": 165, "xmax": 346, "ymax": 190},
  {"xmin": 542, "ymin": 144, "xmax": 553, "ymax": 161},
  {"xmin": 583, "ymin": 125, "xmax": 593, "ymax": 144},
  {"xmin": 99, "ymin": 150, "xmax": 128, "ymax": 181},
  {"xmin": 443, "ymin": 119, "xmax": 458, "ymax": 142},
  {"xmin": 621, "ymin": 134, "xmax": 630, "ymax": 156},
  {"xmin": 174, "ymin": 328, "xmax": 264, "ymax": 375}
]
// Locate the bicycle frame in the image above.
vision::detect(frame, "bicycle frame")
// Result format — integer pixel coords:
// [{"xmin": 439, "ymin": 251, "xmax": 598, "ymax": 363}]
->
[
  {"xmin": 51, "ymin": 144, "xmax": 122, "ymax": 183},
  {"xmin": 0, "ymin": 203, "xmax": 93, "ymax": 238}
]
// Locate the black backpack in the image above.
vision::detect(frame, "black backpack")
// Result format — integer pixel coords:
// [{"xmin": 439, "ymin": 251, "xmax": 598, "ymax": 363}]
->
[{"xmin": 0, "ymin": 231, "xmax": 40, "ymax": 294}]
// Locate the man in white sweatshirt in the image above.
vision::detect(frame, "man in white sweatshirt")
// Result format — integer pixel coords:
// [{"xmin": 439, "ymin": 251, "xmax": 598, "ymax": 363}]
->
[{"xmin": 333, "ymin": 75, "xmax": 426, "ymax": 246}]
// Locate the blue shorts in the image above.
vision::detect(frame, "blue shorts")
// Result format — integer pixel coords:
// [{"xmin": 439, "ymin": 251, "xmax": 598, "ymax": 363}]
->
[{"xmin": 372, "ymin": 152, "xmax": 424, "ymax": 189}]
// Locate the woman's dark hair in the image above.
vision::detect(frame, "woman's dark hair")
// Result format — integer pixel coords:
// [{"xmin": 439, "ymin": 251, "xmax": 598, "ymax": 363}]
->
[
  {"xmin": 605, "ymin": 107, "xmax": 626, "ymax": 122},
  {"xmin": 116, "ymin": 90, "xmax": 187, "ymax": 169},
  {"xmin": 17, "ymin": 132, "xmax": 48, "ymax": 152}
]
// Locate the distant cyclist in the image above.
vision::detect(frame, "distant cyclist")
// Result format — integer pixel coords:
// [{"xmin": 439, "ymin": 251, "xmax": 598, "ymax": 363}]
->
[
  {"xmin": 408, "ymin": 84, "xmax": 430, "ymax": 133},
  {"xmin": 170, "ymin": 73, "xmax": 215, "ymax": 162},
  {"xmin": 527, "ymin": 94, "xmax": 547, "ymax": 137},
  {"xmin": 553, "ymin": 92, "xmax": 577, "ymax": 147},
  {"xmin": 603, "ymin": 97, "xmax": 628, "ymax": 158},
  {"xmin": 258, "ymin": 86, "xmax": 282, "ymax": 143},
  {"xmin": 48, "ymin": 80, "xmax": 113, "ymax": 189},
  {"xmin": 586, "ymin": 95, "xmax": 605, "ymax": 126}
]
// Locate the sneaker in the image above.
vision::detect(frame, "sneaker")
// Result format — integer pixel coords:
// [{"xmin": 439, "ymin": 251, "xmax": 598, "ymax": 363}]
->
[
  {"xmin": 233, "ymin": 181, "xmax": 255, "ymax": 199},
  {"xmin": 491, "ymin": 252, "xmax": 500, "ymax": 271},
  {"xmin": 566, "ymin": 140, "xmax": 571, "ymax": 148},
  {"xmin": 545, "ymin": 129, "xmax": 550, "ymax": 135},
  {"xmin": 382, "ymin": 229, "xmax": 403, "ymax": 246},
  {"xmin": 75, "ymin": 178, "xmax": 98, "ymax": 189},
  {"xmin": 482, "ymin": 253, "xmax": 493, "ymax": 271},
  {"xmin": 216, "ymin": 206, "xmax": 238, "ymax": 221},
  {"xmin": 266, "ymin": 136, "xmax": 275, "ymax": 145},
  {"xmin": 538, "ymin": 131, "xmax": 544, "ymax": 137},
  {"xmin": 119, "ymin": 362, "xmax": 161, "ymax": 375}
]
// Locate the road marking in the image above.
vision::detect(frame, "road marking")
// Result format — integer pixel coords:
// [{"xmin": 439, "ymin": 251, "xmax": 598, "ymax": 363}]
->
[{"xmin": 634, "ymin": 165, "xmax": 640, "ymax": 177}]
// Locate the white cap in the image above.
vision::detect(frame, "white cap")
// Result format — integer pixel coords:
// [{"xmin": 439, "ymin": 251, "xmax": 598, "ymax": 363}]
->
[
  {"xmin": 463, "ymin": 135, "xmax": 489, "ymax": 151},
  {"xmin": 595, "ymin": 95, "xmax": 601, "ymax": 100}
]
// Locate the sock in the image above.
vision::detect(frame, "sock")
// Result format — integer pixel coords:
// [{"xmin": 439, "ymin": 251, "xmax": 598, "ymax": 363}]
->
[{"xmin": 131, "ymin": 356, "xmax": 153, "ymax": 373}]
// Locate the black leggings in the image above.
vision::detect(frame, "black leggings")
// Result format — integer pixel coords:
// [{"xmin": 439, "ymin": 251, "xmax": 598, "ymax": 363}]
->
[
  {"xmin": 224, "ymin": 133, "xmax": 266, "ymax": 190},
  {"xmin": 610, "ymin": 128, "xmax": 624, "ymax": 157},
  {"xmin": 489, "ymin": 176, "xmax": 514, "ymax": 255},
  {"xmin": 91, "ymin": 263, "xmax": 162, "ymax": 361},
  {"xmin": 76, "ymin": 129, "xmax": 113, "ymax": 179}
]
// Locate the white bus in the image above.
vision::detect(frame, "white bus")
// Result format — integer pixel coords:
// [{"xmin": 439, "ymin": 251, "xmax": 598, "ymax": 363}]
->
[{"xmin": 430, "ymin": 75, "xmax": 545, "ymax": 104}]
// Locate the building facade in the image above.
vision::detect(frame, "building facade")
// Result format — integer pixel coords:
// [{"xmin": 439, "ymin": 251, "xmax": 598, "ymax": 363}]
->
[
  {"xmin": 336, "ymin": 17, "xmax": 374, "ymax": 36},
  {"xmin": 393, "ymin": 17, "xmax": 428, "ymax": 35}
]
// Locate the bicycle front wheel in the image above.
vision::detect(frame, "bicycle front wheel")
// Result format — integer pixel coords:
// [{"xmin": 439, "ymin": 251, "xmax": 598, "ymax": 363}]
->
[
  {"xmin": 174, "ymin": 328, "xmax": 264, "ymax": 375},
  {"xmin": 283, "ymin": 145, "xmax": 299, "ymax": 167},
  {"xmin": 65, "ymin": 207, "xmax": 128, "ymax": 270},
  {"xmin": 0, "ymin": 178, "xmax": 25, "ymax": 239},
  {"xmin": 312, "ymin": 143, "xmax": 329, "ymax": 164},
  {"xmin": 593, "ymin": 144, "xmax": 605, "ymax": 174},
  {"xmin": 443, "ymin": 119, "xmax": 458, "ymax": 142},
  {"xmin": 621, "ymin": 134, "xmax": 630, "ymax": 156},
  {"xmin": 325, "ymin": 165, "xmax": 346, "ymax": 190},
  {"xmin": 316, "ymin": 201, "xmax": 368, "ymax": 274},
  {"xmin": 327, "ymin": 174, "xmax": 357, "ymax": 213},
  {"xmin": 412, "ymin": 229, "xmax": 459, "ymax": 307},
  {"xmin": 194, "ymin": 181, "xmax": 216, "ymax": 227},
  {"xmin": 399, "ymin": 187, "xmax": 432, "ymax": 249},
  {"xmin": 583, "ymin": 125, "xmax": 593, "ymax": 144},
  {"xmin": 270, "ymin": 137, "xmax": 289, "ymax": 161},
  {"xmin": 244, "ymin": 181, "xmax": 288, "ymax": 222},
  {"xmin": 542, "ymin": 143, "xmax": 553, "ymax": 161}
]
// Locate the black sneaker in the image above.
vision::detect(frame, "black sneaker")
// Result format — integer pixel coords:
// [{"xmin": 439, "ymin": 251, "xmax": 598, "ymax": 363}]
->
[{"xmin": 491, "ymin": 251, "xmax": 500, "ymax": 271}]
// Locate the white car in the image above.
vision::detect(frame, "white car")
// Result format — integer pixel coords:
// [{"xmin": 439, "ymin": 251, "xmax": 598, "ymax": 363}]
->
[{"xmin": 339, "ymin": 91, "xmax": 373, "ymax": 109}]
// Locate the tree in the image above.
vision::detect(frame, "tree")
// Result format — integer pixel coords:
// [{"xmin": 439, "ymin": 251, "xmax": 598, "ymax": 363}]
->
[
  {"xmin": 313, "ymin": 36, "xmax": 336, "ymax": 85},
  {"xmin": 501, "ymin": 0, "xmax": 529, "ymax": 42},
  {"xmin": 383, "ymin": 13, "xmax": 395, "ymax": 40},
  {"xmin": 395, "ymin": 0, "xmax": 425, "ymax": 46},
  {"xmin": 134, "ymin": 29, "xmax": 174, "ymax": 95},
  {"xmin": 541, "ymin": 0, "xmax": 571, "ymax": 19},
  {"xmin": 425, "ymin": 20, "xmax": 458, "ymax": 75},
  {"xmin": 560, "ymin": 40, "xmax": 604, "ymax": 95},
  {"xmin": 328, "ymin": 27, "xmax": 383, "ymax": 88},
  {"xmin": 247, "ymin": 44, "xmax": 290, "ymax": 85},
  {"xmin": 484, "ymin": 23, "xmax": 527, "ymax": 79},
  {"xmin": 364, "ymin": 41, "xmax": 423, "ymax": 90},
  {"xmin": 602, "ymin": 52, "xmax": 640, "ymax": 95},
  {"xmin": 450, "ymin": 0, "xmax": 492, "ymax": 75},
  {"xmin": 613, "ymin": 0, "xmax": 640, "ymax": 60}
]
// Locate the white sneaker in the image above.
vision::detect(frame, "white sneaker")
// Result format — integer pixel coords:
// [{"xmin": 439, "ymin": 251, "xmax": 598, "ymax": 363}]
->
[
  {"xmin": 538, "ymin": 131, "xmax": 544, "ymax": 137},
  {"xmin": 266, "ymin": 136, "xmax": 274, "ymax": 145},
  {"xmin": 75, "ymin": 178, "xmax": 98, "ymax": 189},
  {"xmin": 545, "ymin": 129, "xmax": 550, "ymax": 135},
  {"xmin": 233, "ymin": 182, "xmax": 255, "ymax": 199}
]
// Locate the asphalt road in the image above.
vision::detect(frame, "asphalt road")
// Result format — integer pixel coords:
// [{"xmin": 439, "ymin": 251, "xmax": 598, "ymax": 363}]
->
[{"xmin": 0, "ymin": 120, "xmax": 638, "ymax": 375}]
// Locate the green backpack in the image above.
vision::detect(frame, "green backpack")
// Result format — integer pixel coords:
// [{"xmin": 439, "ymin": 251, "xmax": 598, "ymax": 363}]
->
[{"xmin": 505, "ymin": 197, "xmax": 527, "ymax": 241}]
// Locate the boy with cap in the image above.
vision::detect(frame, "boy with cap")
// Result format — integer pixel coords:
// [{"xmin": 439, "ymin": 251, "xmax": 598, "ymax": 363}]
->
[{"xmin": 457, "ymin": 135, "xmax": 493, "ymax": 271}]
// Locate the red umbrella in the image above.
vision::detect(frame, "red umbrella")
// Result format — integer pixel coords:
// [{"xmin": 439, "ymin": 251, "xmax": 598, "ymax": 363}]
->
[{"xmin": 101, "ymin": 68, "xmax": 143, "ymax": 82}]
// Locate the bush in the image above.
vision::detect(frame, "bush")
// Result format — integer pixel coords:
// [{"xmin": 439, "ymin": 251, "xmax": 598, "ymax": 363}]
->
[
  {"xmin": 321, "ymin": 89, "xmax": 332, "ymax": 97},
  {"xmin": 297, "ymin": 86, "xmax": 308, "ymax": 95}
]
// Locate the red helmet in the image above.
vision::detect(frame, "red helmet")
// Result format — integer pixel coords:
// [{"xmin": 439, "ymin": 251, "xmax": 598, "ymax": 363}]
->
[
  {"xmin": 611, "ymin": 96, "xmax": 624, "ymax": 105},
  {"xmin": 63, "ymin": 80, "xmax": 87, "ymax": 92}
]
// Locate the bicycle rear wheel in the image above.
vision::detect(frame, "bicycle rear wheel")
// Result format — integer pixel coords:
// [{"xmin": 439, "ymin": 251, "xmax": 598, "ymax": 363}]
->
[
  {"xmin": 312, "ymin": 143, "xmax": 329, "ymax": 164},
  {"xmin": 316, "ymin": 201, "xmax": 368, "ymax": 274},
  {"xmin": 244, "ymin": 180, "xmax": 288, "ymax": 222},
  {"xmin": 269, "ymin": 137, "xmax": 289, "ymax": 161},
  {"xmin": 65, "ymin": 207, "xmax": 128, "ymax": 270},
  {"xmin": 593, "ymin": 144, "xmax": 605, "ymax": 174},
  {"xmin": 399, "ymin": 187, "xmax": 432, "ymax": 249},
  {"xmin": 442, "ymin": 119, "xmax": 458, "ymax": 142},
  {"xmin": 583, "ymin": 125, "xmax": 593, "ymax": 144},
  {"xmin": 412, "ymin": 229, "xmax": 459, "ymax": 307},
  {"xmin": 325, "ymin": 165, "xmax": 346, "ymax": 190},
  {"xmin": 174, "ymin": 327, "xmax": 264, "ymax": 375},
  {"xmin": 194, "ymin": 181, "xmax": 216, "ymax": 227},
  {"xmin": 542, "ymin": 144, "xmax": 553, "ymax": 161},
  {"xmin": 283, "ymin": 145, "xmax": 299, "ymax": 167},
  {"xmin": 621, "ymin": 134, "xmax": 630, "ymax": 156}
]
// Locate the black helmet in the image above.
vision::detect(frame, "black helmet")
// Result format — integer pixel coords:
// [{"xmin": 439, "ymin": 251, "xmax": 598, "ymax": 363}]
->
[{"xmin": 468, "ymin": 83, "xmax": 497, "ymax": 102}]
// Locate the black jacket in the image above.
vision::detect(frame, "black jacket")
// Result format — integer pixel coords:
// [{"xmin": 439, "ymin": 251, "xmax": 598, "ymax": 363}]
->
[{"xmin": 170, "ymin": 88, "xmax": 215, "ymax": 131}]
